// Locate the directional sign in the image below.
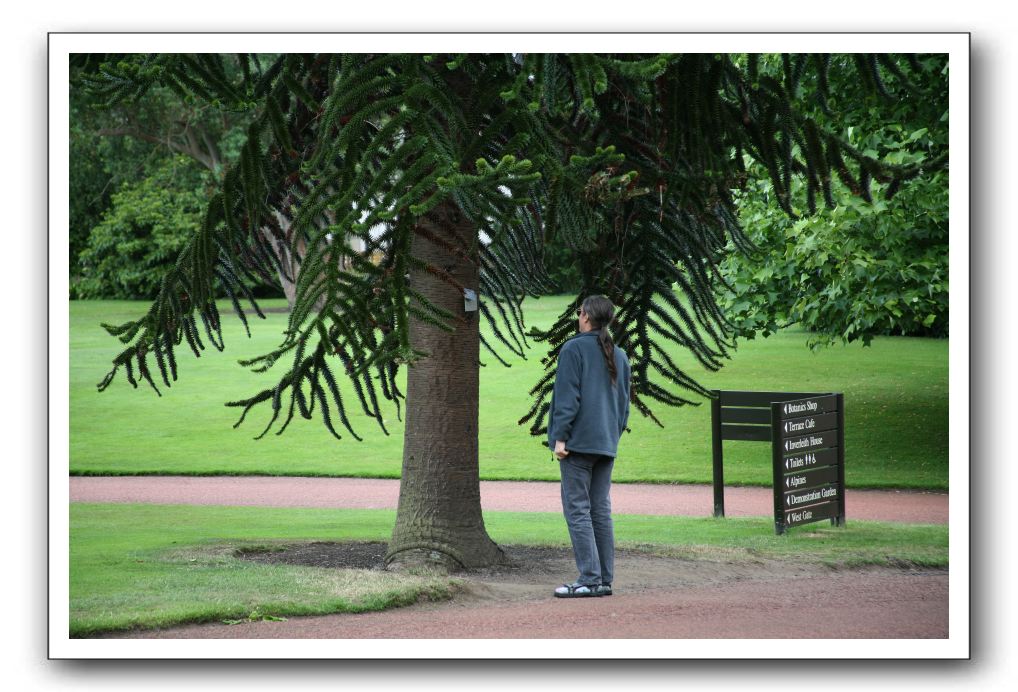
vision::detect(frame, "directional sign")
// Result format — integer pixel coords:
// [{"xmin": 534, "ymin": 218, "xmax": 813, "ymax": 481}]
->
[
  {"xmin": 784, "ymin": 483, "xmax": 839, "ymax": 508},
  {"xmin": 781, "ymin": 412, "xmax": 837, "ymax": 436},
  {"xmin": 784, "ymin": 447, "xmax": 839, "ymax": 471},
  {"xmin": 778, "ymin": 395, "xmax": 839, "ymax": 419},
  {"xmin": 764, "ymin": 391, "xmax": 845, "ymax": 534},
  {"xmin": 783, "ymin": 464, "xmax": 839, "ymax": 490},
  {"xmin": 784, "ymin": 500, "xmax": 839, "ymax": 528},
  {"xmin": 782, "ymin": 430, "xmax": 836, "ymax": 454}
]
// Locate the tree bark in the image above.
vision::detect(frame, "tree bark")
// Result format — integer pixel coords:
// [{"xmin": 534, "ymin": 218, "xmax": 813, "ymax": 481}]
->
[
  {"xmin": 260, "ymin": 215, "xmax": 300, "ymax": 310},
  {"xmin": 262, "ymin": 212, "xmax": 335, "ymax": 313},
  {"xmin": 385, "ymin": 201, "xmax": 507, "ymax": 570}
]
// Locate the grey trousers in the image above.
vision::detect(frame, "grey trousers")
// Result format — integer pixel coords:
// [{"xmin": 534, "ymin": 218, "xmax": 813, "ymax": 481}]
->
[{"xmin": 559, "ymin": 452, "xmax": 615, "ymax": 586}]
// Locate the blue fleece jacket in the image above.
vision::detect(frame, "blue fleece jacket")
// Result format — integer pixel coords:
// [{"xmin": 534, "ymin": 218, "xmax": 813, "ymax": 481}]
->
[{"xmin": 547, "ymin": 330, "xmax": 631, "ymax": 457}]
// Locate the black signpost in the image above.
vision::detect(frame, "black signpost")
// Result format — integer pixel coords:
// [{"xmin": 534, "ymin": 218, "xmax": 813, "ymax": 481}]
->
[
  {"xmin": 710, "ymin": 390, "xmax": 845, "ymax": 534},
  {"xmin": 772, "ymin": 394, "xmax": 846, "ymax": 534}
]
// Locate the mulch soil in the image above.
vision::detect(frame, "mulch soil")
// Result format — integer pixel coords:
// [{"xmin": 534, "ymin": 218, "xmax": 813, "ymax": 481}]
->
[{"xmin": 236, "ymin": 540, "xmax": 596, "ymax": 578}]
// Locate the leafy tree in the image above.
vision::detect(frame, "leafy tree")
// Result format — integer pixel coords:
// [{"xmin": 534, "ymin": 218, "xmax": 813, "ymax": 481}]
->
[
  {"xmin": 70, "ymin": 56, "xmax": 268, "ymax": 299},
  {"xmin": 75, "ymin": 156, "xmax": 211, "ymax": 299},
  {"xmin": 539, "ymin": 237, "xmax": 584, "ymax": 295},
  {"xmin": 82, "ymin": 53, "xmax": 946, "ymax": 569},
  {"xmin": 69, "ymin": 98, "xmax": 113, "ymax": 281},
  {"xmin": 69, "ymin": 78, "xmax": 161, "ymax": 286},
  {"xmin": 73, "ymin": 54, "xmax": 358, "ymax": 309},
  {"xmin": 718, "ymin": 54, "xmax": 948, "ymax": 346},
  {"xmin": 71, "ymin": 54, "xmax": 252, "ymax": 180}
]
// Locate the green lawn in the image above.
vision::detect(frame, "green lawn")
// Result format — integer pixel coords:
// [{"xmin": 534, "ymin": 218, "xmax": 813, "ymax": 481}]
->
[
  {"xmin": 69, "ymin": 296, "xmax": 949, "ymax": 488},
  {"xmin": 70, "ymin": 503, "xmax": 949, "ymax": 636}
]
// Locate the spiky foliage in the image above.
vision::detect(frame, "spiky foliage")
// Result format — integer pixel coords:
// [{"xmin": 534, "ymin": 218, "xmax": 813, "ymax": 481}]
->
[
  {"xmin": 84, "ymin": 53, "xmax": 946, "ymax": 439},
  {"xmin": 509, "ymin": 53, "xmax": 946, "ymax": 432}
]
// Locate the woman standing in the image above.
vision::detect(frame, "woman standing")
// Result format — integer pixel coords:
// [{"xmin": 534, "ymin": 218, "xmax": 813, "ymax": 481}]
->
[{"xmin": 548, "ymin": 295, "xmax": 631, "ymax": 598}]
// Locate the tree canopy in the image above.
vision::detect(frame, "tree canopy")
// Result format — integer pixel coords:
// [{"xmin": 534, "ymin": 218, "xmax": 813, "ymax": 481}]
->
[
  {"xmin": 717, "ymin": 54, "xmax": 949, "ymax": 347},
  {"xmin": 83, "ymin": 53, "xmax": 948, "ymax": 437}
]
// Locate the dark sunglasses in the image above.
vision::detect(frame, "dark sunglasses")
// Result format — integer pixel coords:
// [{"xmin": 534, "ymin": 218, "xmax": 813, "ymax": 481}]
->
[{"xmin": 575, "ymin": 308, "xmax": 584, "ymax": 317}]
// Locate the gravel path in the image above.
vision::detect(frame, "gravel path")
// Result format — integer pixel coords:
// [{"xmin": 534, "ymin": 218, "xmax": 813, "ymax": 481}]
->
[
  {"xmin": 107, "ymin": 565, "xmax": 948, "ymax": 640},
  {"xmin": 69, "ymin": 476, "xmax": 948, "ymax": 523}
]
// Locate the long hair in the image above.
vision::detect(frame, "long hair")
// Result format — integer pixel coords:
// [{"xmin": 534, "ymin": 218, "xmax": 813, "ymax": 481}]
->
[{"xmin": 581, "ymin": 295, "xmax": 619, "ymax": 386}]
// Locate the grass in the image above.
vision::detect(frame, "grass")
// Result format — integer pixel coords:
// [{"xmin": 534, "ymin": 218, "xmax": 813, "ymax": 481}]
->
[
  {"xmin": 69, "ymin": 296, "xmax": 949, "ymax": 488},
  {"xmin": 70, "ymin": 502, "xmax": 949, "ymax": 636},
  {"xmin": 69, "ymin": 503, "xmax": 449, "ymax": 637}
]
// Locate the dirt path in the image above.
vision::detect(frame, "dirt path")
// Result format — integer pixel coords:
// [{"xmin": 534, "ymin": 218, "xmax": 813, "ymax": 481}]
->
[
  {"xmin": 74, "ymin": 476, "xmax": 950, "ymax": 640},
  {"xmin": 103, "ymin": 547, "xmax": 948, "ymax": 639},
  {"xmin": 69, "ymin": 476, "xmax": 949, "ymax": 523},
  {"xmin": 112, "ymin": 569, "xmax": 948, "ymax": 639}
]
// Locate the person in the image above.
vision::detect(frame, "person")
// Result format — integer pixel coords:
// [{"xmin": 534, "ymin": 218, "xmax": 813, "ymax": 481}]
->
[{"xmin": 547, "ymin": 294, "xmax": 631, "ymax": 598}]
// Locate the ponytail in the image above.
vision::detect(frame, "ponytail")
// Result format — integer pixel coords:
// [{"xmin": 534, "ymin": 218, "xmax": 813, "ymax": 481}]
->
[
  {"xmin": 581, "ymin": 295, "xmax": 619, "ymax": 386},
  {"xmin": 597, "ymin": 329, "xmax": 618, "ymax": 386}
]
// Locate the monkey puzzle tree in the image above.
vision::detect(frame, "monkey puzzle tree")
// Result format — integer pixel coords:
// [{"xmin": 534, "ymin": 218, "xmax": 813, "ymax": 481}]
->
[{"xmin": 83, "ymin": 53, "xmax": 946, "ymax": 569}]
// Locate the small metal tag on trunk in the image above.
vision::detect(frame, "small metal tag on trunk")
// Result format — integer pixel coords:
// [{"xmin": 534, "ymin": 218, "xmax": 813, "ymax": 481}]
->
[{"xmin": 463, "ymin": 288, "xmax": 478, "ymax": 312}]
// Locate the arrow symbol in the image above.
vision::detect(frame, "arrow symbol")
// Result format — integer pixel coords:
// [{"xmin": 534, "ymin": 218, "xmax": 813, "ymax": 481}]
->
[
  {"xmin": 784, "ymin": 404, "xmax": 789, "ymax": 415},
  {"xmin": 784, "ymin": 422, "xmax": 788, "ymax": 433},
  {"xmin": 786, "ymin": 478, "xmax": 790, "ymax": 488},
  {"xmin": 784, "ymin": 440, "xmax": 789, "ymax": 452},
  {"xmin": 785, "ymin": 458, "xmax": 789, "ymax": 470}
]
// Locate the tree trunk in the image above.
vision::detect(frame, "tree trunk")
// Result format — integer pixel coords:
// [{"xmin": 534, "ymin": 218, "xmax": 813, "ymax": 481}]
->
[
  {"xmin": 262, "ymin": 212, "xmax": 333, "ymax": 313},
  {"xmin": 385, "ymin": 201, "xmax": 507, "ymax": 570}
]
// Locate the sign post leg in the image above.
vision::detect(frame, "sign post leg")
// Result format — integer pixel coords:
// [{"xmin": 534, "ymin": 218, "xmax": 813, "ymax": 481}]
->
[
  {"xmin": 771, "ymin": 401, "xmax": 785, "ymax": 535},
  {"xmin": 711, "ymin": 391, "xmax": 724, "ymax": 518},
  {"xmin": 834, "ymin": 392, "xmax": 846, "ymax": 527}
]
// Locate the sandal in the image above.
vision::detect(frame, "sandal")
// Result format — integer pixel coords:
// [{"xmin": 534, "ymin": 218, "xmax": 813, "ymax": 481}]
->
[
  {"xmin": 554, "ymin": 582, "xmax": 599, "ymax": 598},
  {"xmin": 594, "ymin": 584, "xmax": 612, "ymax": 597}
]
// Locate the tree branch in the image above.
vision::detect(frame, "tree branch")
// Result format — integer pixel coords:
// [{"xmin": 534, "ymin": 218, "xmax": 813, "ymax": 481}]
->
[{"xmin": 95, "ymin": 126, "xmax": 217, "ymax": 172}]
